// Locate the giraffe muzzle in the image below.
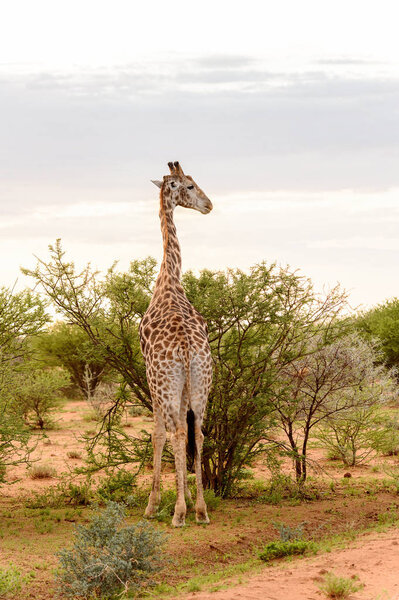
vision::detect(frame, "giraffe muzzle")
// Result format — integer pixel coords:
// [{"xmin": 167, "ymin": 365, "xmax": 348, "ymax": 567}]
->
[{"xmin": 199, "ymin": 199, "xmax": 213, "ymax": 214}]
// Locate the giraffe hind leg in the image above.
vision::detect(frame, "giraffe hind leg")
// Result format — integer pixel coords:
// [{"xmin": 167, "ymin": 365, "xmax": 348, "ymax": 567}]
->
[
  {"xmin": 144, "ymin": 406, "xmax": 166, "ymax": 518},
  {"xmin": 193, "ymin": 420, "xmax": 210, "ymax": 524},
  {"xmin": 171, "ymin": 426, "xmax": 187, "ymax": 527}
]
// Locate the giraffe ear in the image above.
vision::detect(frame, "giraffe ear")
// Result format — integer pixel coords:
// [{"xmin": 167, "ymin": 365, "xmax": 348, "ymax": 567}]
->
[{"xmin": 151, "ymin": 180, "xmax": 163, "ymax": 188}]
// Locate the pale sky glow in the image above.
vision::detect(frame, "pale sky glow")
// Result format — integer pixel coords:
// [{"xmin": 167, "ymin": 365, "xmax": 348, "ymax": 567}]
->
[{"xmin": 1, "ymin": 0, "xmax": 399, "ymax": 309}]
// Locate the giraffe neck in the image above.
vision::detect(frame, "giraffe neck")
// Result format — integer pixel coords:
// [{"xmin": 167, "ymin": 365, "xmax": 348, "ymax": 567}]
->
[{"xmin": 157, "ymin": 188, "xmax": 182, "ymax": 284}]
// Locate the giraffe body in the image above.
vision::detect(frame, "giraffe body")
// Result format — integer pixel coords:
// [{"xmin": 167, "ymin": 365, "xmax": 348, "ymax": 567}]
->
[{"xmin": 139, "ymin": 161, "xmax": 213, "ymax": 527}]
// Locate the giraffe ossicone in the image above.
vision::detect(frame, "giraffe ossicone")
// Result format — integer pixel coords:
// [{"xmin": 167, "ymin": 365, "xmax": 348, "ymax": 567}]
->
[{"xmin": 139, "ymin": 161, "xmax": 213, "ymax": 527}]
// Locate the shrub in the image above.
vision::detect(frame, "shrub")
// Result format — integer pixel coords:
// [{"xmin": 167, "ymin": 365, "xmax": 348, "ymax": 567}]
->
[
  {"xmin": 317, "ymin": 572, "xmax": 362, "ymax": 598},
  {"xmin": 57, "ymin": 502, "xmax": 165, "ymax": 599},
  {"xmin": 316, "ymin": 400, "xmax": 396, "ymax": 467},
  {"xmin": 13, "ymin": 366, "xmax": 69, "ymax": 430},
  {"xmin": 154, "ymin": 489, "xmax": 178, "ymax": 523},
  {"xmin": 25, "ymin": 480, "xmax": 93, "ymax": 508},
  {"xmin": 255, "ymin": 474, "xmax": 301, "ymax": 504},
  {"xmin": 273, "ymin": 521, "xmax": 305, "ymax": 542},
  {"xmin": 128, "ymin": 405, "xmax": 151, "ymax": 418},
  {"xmin": 29, "ymin": 464, "xmax": 56, "ymax": 479},
  {"xmin": 371, "ymin": 413, "xmax": 399, "ymax": 456},
  {"xmin": 64, "ymin": 482, "xmax": 93, "ymax": 506},
  {"xmin": 0, "ymin": 564, "xmax": 25, "ymax": 597},
  {"xmin": 259, "ymin": 539, "xmax": 314, "ymax": 562},
  {"xmin": 96, "ymin": 470, "xmax": 137, "ymax": 503},
  {"xmin": 203, "ymin": 489, "xmax": 221, "ymax": 511}
]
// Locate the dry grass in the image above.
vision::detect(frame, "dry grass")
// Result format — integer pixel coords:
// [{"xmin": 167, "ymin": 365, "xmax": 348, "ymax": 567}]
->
[
  {"xmin": 66, "ymin": 450, "xmax": 82, "ymax": 460},
  {"xmin": 29, "ymin": 464, "xmax": 57, "ymax": 480}
]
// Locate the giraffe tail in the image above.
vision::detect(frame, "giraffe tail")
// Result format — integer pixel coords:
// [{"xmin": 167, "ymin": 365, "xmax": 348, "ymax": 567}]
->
[
  {"xmin": 187, "ymin": 408, "xmax": 196, "ymax": 464},
  {"xmin": 180, "ymin": 344, "xmax": 196, "ymax": 464}
]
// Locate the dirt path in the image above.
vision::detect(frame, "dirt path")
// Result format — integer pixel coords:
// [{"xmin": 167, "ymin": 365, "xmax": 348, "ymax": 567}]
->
[{"xmin": 182, "ymin": 528, "xmax": 399, "ymax": 600}]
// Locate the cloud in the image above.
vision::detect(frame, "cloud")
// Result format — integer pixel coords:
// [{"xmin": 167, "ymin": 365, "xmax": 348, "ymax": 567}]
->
[
  {"xmin": 194, "ymin": 55, "xmax": 255, "ymax": 69},
  {"xmin": 315, "ymin": 58, "xmax": 380, "ymax": 66},
  {"xmin": 0, "ymin": 61, "xmax": 398, "ymax": 205}
]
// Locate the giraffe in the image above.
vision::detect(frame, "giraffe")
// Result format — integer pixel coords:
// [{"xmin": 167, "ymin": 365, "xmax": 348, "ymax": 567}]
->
[{"xmin": 139, "ymin": 161, "xmax": 213, "ymax": 527}]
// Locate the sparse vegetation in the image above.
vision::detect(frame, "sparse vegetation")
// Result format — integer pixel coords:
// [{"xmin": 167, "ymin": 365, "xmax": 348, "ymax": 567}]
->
[{"xmin": 317, "ymin": 572, "xmax": 363, "ymax": 599}]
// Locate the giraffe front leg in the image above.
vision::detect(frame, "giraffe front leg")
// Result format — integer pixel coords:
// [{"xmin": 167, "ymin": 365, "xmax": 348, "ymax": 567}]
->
[
  {"xmin": 194, "ymin": 425, "xmax": 209, "ymax": 524},
  {"xmin": 144, "ymin": 414, "xmax": 166, "ymax": 518},
  {"xmin": 171, "ymin": 427, "xmax": 187, "ymax": 527}
]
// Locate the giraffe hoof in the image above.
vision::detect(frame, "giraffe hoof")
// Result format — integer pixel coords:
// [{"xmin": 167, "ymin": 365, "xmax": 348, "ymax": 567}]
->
[
  {"xmin": 144, "ymin": 505, "xmax": 158, "ymax": 519},
  {"xmin": 196, "ymin": 511, "xmax": 210, "ymax": 525},
  {"xmin": 172, "ymin": 513, "xmax": 186, "ymax": 527}
]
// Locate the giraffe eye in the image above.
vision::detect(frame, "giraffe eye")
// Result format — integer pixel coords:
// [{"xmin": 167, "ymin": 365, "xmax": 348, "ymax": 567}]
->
[{"xmin": 187, "ymin": 185, "xmax": 194, "ymax": 190}]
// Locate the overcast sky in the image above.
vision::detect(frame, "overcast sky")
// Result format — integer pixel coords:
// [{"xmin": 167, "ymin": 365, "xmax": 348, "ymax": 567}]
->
[{"xmin": 1, "ymin": 0, "xmax": 398, "ymax": 309}]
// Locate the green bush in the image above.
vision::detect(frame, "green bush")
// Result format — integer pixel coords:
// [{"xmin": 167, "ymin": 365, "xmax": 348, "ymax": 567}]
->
[
  {"xmin": 57, "ymin": 502, "xmax": 165, "ymax": 599},
  {"xmin": 259, "ymin": 539, "xmax": 314, "ymax": 562},
  {"xmin": 13, "ymin": 366, "xmax": 69, "ymax": 429},
  {"xmin": 371, "ymin": 413, "xmax": 399, "ymax": 456},
  {"xmin": 64, "ymin": 482, "xmax": 93, "ymax": 506},
  {"xmin": 96, "ymin": 471, "xmax": 137, "ymax": 503},
  {"xmin": 203, "ymin": 489, "xmax": 221, "ymax": 511},
  {"xmin": 154, "ymin": 490, "xmax": 178, "ymax": 523},
  {"xmin": 0, "ymin": 564, "xmax": 25, "ymax": 597}
]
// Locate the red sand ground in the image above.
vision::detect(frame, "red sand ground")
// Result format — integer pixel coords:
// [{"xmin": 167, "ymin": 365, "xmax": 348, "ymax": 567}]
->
[{"xmin": 181, "ymin": 529, "xmax": 399, "ymax": 600}]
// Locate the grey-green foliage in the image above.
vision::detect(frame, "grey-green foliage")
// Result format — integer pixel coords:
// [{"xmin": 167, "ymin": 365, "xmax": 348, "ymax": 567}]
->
[
  {"xmin": 273, "ymin": 521, "xmax": 305, "ymax": 542},
  {"xmin": 57, "ymin": 502, "xmax": 165, "ymax": 599},
  {"xmin": 315, "ymin": 378, "xmax": 395, "ymax": 467},
  {"xmin": 273, "ymin": 333, "xmax": 390, "ymax": 481}
]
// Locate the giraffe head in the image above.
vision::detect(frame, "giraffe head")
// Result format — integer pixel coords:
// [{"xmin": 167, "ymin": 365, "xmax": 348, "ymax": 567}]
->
[{"xmin": 152, "ymin": 161, "xmax": 213, "ymax": 214}]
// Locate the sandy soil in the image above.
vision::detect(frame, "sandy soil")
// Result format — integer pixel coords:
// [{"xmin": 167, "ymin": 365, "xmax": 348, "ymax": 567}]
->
[{"xmin": 181, "ymin": 528, "xmax": 399, "ymax": 600}]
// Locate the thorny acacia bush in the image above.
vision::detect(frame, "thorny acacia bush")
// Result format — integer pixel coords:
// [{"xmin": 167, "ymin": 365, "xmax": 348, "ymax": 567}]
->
[
  {"xmin": 12, "ymin": 364, "xmax": 69, "ymax": 429},
  {"xmin": 0, "ymin": 286, "xmax": 47, "ymax": 482},
  {"xmin": 274, "ymin": 334, "xmax": 394, "ymax": 481},
  {"xmin": 33, "ymin": 321, "xmax": 111, "ymax": 400},
  {"xmin": 0, "ymin": 365, "xmax": 33, "ymax": 484},
  {"xmin": 183, "ymin": 267, "xmax": 351, "ymax": 494},
  {"xmin": 57, "ymin": 502, "xmax": 165, "ymax": 599},
  {"xmin": 356, "ymin": 297, "xmax": 399, "ymax": 373},
  {"xmin": 315, "ymin": 403, "xmax": 396, "ymax": 468},
  {"xmin": 25, "ymin": 241, "xmax": 358, "ymax": 495}
]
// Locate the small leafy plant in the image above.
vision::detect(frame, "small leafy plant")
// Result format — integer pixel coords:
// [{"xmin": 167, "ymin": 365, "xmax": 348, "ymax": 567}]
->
[
  {"xmin": 56, "ymin": 502, "xmax": 165, "ymax": 599},
  {"xmin": 259, "ymin": 539, "xmax": 314, "ymax": 562},
  {"xmin": 317, "ymin": 572, "xmax": 363, "ymax": 598},
  {"xmin": 0, "ymin": 564, "xmax": 26, "ymax": 597}
]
